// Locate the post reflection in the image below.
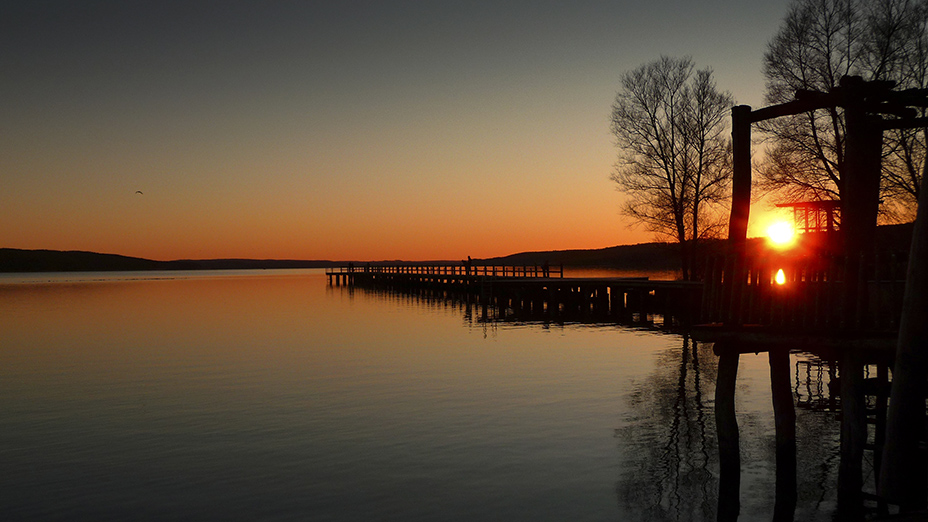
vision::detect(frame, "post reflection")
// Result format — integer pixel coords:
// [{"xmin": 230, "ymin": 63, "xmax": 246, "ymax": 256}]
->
[
  {"xmin": 716, "ymin": 347, "xmax": 740, "ymax": 522},
  {"xmin": 769, "ymin": 348, "xmax": 797, "ymax": 522},
  {"xmin": 618, "ymin": 337, "xmax": 845, "ymax": 521},
  {"xmin": 710, "ymin": 343, "xmax": 904, "ymax": 521}
]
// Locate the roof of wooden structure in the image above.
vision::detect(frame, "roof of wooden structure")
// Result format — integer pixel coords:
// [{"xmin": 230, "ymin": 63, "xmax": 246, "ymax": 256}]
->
[{"xmin": 775, "ymin": 200, "xmax": 841, "ymax": 210}]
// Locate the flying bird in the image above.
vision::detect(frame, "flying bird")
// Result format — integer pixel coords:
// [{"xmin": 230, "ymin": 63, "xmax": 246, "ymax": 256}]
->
[{"xmin": 135, "ymin": 190, "xmax": 143, "ymax": 195}]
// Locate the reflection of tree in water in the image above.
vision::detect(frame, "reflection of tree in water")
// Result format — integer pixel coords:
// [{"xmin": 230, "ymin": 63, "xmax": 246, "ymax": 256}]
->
[
  {"xmin": 615, "ymin": 338, "xmax": 843, "ymax": 521},
  {"xmin": 616, "ymin": 335, "xmax": 718, "ymax": 521}
]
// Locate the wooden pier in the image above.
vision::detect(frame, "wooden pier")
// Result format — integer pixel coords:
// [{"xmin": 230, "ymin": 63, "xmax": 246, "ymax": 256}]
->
[
  {"xmin": 326, "ymin": 250, "xmax": 908, "ymax": 337},
  {"xmin": 326, "ymin": 264, "xmax": 703, "ymax": 326},
  {"xmin": 326, "ymin": 263, "xmax": 563, "ymax": 286}
]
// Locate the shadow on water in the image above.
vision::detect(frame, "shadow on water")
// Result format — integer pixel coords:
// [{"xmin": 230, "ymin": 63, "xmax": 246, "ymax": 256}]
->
[{"xmin": 330, "ymin": 284, "xmax": 898, "ymax": 521}]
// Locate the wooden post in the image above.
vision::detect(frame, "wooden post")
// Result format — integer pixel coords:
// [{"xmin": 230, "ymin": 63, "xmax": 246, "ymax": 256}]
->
[
  {"xmin": 879, "ymin": 158, "xmax": 928, "ymax": 507},
  {"xmin": 715, "ymin": 344, "xmax": 741, "ymax": 521},
  {"xmin": 837, "ymin": 347, "xmax": 866, "ymax": 519},
  {"xmin": 725, "ymin": 105, "xmax": 753, "ymax": 326},
  {"xmin": 729, "ymin": 105, "xmax": 753, "ymax": 246},
  {"xmin": 770, "ymin": 348, "xmax": 797, "ymax": 521},
  {"xmin": 841, "ymin": 77, "xmax": 884, "ymax": 327}
]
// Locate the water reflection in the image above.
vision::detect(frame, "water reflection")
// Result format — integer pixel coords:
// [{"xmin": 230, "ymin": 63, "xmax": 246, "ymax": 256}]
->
[
  {"xmin": 0, "ymin": 271, "xmax": 863, "ymax": 521},
  {"xmin": 339, "ymin": 282, "xmax": 848, "ymax": 521},
  {"xmin": 331, "ymin": 279, "xmax": 909, "ymax": 519},
  {"xmin": 616, "ymin": 335, "xmax": 717, "ymax": 520}
]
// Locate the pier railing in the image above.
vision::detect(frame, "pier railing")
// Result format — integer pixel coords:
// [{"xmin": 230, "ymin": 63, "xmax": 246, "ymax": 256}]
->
[
  {"xmin": 326, "ymin": 263, "xmax": 563, "ymax": 279},
  {"xmin": 326, "ymin": 251, "xmax": 908, "ymax": 335},
  {"xmin": 701, "ymin": 251, "xmax": 908, "ymax": 332}
]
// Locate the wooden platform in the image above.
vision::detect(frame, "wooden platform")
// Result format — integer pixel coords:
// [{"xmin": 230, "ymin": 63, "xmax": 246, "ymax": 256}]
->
[
  {"xmin": 326, "ymin": 256, "xmax": 906, "ymax": 347},
  {"xmin": 326, "ymin": 264, "xmax": 703, "ymax": 326}
]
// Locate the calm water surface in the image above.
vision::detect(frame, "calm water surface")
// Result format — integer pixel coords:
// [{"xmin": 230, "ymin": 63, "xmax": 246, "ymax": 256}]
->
[{"xmin": 0, "ymin": 270, "xmax": 841, "ymax": 521}]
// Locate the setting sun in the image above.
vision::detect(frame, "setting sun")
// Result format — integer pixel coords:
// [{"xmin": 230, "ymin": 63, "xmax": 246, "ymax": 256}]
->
[{"xmin": 766, "ymin": 221, "xmax": 795, "ymax": 247}]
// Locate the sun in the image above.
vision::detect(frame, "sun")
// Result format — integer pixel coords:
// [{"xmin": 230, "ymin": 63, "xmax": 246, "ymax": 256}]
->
[{"xmin": 766, "ymin": 221, "xmax": 795, "ymax": 247}]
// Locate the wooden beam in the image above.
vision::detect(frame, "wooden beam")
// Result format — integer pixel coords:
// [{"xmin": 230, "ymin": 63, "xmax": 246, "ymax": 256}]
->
[
  {"xmin": 881, "ymin": 117, "xmax": 928, "ymax": 130},
  {"xmin": 748, "ymin": 97, "xmax": 836, "ymax": 123}
]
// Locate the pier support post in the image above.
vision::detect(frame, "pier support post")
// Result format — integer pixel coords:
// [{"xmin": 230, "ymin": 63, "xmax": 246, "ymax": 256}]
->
[
  {"xmin": 715, "ymin": 344, "xmax": 741, "ymax": 521},
  {"xmin": 770, "ymin": 348, "xmax": 797, "ymax": 520},
  {"xmin": 838, "ymin": 348, "xmax": 866, "ymax": 519}
]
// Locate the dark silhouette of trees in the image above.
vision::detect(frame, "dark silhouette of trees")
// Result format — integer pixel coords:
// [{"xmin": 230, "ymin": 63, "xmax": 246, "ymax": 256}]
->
[
  {"xmin": 610, "ymin": 56, "xmax": 734, "ymax": 281},
  {"xmin": 760, "ymin": 0, "xmax": 928, "ymax": 221}
]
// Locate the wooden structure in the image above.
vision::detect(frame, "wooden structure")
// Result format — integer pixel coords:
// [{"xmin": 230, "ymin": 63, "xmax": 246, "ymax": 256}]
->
[
  {"xmin": 716, "ymin": 76, "xmax": 928, "ymax": 516},
  {"xmin": 776, "ymin": 200, "xmax": 841, "ymax": 234},
  {"xmin": 326, "ymin": 263, "xmax": 563, "ymax": 286},
  {"xmin": 326, "ymin": 264, "xmax": 702, "ymax": 326}
]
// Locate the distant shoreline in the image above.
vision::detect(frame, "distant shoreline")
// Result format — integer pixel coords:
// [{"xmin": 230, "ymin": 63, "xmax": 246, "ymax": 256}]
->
[
  {"xmin": 1, "ymin": 223, "xmax": 914, "ymax": 273},
  {"xmin": 0, "ymin": 248, "xmax": 342, "ymax": 273},
  {"xmin": 0, "ymin": 242, "xmax": 685, "ymax": 274}
]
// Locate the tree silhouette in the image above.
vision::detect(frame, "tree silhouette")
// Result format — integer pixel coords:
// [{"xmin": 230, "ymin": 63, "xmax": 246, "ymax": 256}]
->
[
  {"xmin": 610, "ymin": 56, "xmax": 734, "ymax": 281},
  {"xmin": 760, "ymin": 0, "xmax": 928, "ymax": 221}
]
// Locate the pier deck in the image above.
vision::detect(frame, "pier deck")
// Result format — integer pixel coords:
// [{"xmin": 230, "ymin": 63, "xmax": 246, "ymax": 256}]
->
[
  {"xmin": 326, "ymin": 264, "xmax": 702, "ymax": 326},
  {"xmin": 326, "ymin": 254, "xmax": 906, "ymax": 345}
]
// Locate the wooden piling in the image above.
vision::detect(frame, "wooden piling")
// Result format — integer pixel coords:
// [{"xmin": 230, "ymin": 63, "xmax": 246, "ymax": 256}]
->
[
  {"xmin": 838, "ymin": 348, "xmax": 866, "ymax": 519},
  {"xmin": 770, "ymin": 348, "xmax": 797, "ymax": 520},
  {"xmin": 715, "ymin": 345, "xmax": 741, "ymax": 521}
]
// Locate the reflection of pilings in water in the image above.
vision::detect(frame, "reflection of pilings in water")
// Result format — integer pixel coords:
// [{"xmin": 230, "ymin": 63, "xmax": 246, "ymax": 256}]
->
[
  {"xmin": 838, "ymin": 348, "xmax": 867, "ymax": 520},
  {"xmin": 791, "ymin": 353, "xmax": 896, "ymax": 517},
  {"xmin": 790, "ymin": 355, "xmax": 843, "ymax": 512},
  {"xmin": 711, "ymin": 344, "xmax": 902, "ymax": 520},
  {"xmin": 770, "ymin": 348, "xmax": 798, "ymax": 521},
  {"xmin": 340, "ymin": 277, "xmax": 682, "ymax": 329},
  {"xmin": 713, "ymin": 345, "xmax": 802, "ymax": 522},
  {"xmin": 796, "ymin": 359, "xmax": 824, "ymax": 410},
  {"xmin": 794, "ymin": 357, "xmax": 839, "ymax": 412},
  {"xmin": 715, "ymin": 346, "xmax": 740, "ymax": 522}
]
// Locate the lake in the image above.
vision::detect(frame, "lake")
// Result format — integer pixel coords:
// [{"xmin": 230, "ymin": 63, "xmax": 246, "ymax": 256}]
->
[{"xmin": 0, "ymin": 269, "xmax": 844, "ymax": 521}]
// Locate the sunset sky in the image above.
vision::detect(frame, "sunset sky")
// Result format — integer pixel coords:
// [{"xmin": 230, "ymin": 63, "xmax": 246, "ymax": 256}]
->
[{"xmin": 2, "ymin": 0, "xmax": 795, "ymax": 261}]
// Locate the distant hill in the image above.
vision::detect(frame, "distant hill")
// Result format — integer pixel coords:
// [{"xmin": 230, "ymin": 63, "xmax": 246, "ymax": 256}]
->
[
  {"xmin": 477, "ymin": 222, "xmax": 915, "ymax": 270},
  {"xmin": 0, "ymin": 244, "xmax": 687, "ymax": 273},
  {"xmin": 476, "ymin": 241, "xmax": 686, "ymax": 271},
  {"xmin": 1, "ymin": 223, "xmax": 914, "ymax": 273},
  {"xmin": 0, "ymin": 249, "xmax": 340, "ymax": 273}
]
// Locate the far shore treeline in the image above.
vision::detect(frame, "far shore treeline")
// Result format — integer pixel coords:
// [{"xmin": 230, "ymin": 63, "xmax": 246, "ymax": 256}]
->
[
  {"xmin": 1, "ymin": 244, "xmax": 686, "ymax": 273},
  {"xmin": 0, "ymin": 223, "xmax": 913, "ymax": 274}
]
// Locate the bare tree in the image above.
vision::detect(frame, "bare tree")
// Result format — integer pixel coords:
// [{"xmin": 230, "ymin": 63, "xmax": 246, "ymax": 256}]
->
[
  {"xmin": 611, "ymin": 56, "xmax": 734, "ymax": 280},
  {"xmin": 760, "ymin": 0, "xmax": 928, "ymax": 221}
]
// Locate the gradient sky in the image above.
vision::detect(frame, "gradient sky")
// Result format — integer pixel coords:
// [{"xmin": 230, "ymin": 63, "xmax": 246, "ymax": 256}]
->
[{"xmin": 2, "ymin": 0, "xmax": 795, "ymax": 261}]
